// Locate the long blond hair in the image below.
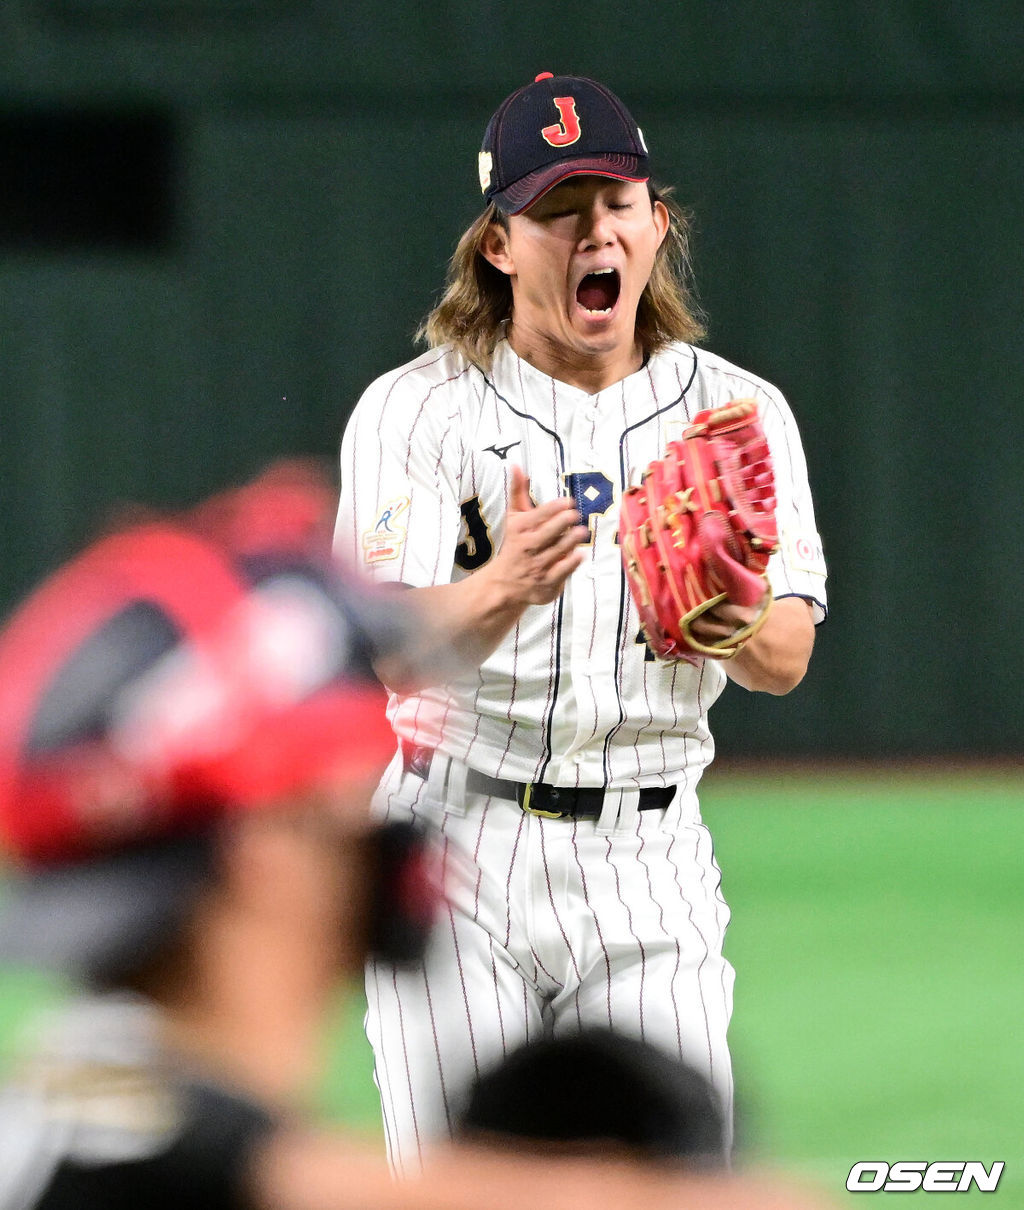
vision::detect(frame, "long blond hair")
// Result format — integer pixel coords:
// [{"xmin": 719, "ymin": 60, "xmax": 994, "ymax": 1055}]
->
[{"xmin": 417, "ymin": 186, "xmax": 707, "ymax": 371}]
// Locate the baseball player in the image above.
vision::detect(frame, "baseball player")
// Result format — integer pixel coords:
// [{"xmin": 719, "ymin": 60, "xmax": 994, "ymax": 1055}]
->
[{"xmin": 334, "ymin": 72, "xmax": 828, "ymax": 1175}]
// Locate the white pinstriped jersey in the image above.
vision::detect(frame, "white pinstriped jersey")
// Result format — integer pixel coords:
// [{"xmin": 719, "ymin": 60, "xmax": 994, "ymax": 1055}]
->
[{"xmin": 335, "ymin": 337, "xmax": 827, "ymax": 789}]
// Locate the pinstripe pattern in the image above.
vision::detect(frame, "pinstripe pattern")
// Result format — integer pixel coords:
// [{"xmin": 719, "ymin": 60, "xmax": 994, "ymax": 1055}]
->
[
  {"xmin": 364, "ymin": 768, "xmax": 736, "ymax": 1171},
  {"xmin": 338, "ymin": 337, "xmax": 822, "ymax": 1170},
  {"xmin": 336, "ymin": 338, "xmax": 826, "ymax": 790}
]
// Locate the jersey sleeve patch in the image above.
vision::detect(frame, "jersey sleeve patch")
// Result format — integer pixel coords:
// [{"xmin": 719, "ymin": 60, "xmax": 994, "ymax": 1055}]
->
[
  {"xmin": 362, "ymin": 496, "xmax": 410, "ymax": 566},
  {"xmin": 781, "ymin": 530, "xmax": 826, "ymax": 576}
]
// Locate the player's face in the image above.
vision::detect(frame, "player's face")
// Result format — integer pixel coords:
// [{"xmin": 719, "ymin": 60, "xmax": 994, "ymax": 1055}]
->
[{"xmin": 482, "ymin": 178, "xmax": 669, "ymax": 386}]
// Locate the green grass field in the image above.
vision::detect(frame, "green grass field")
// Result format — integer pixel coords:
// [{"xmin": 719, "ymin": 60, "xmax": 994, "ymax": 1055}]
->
[
  {"xmin": 702, "ymin": 765, "xmax": 1023, "ymax": 1205},
  {"xmin": 2, "ymin": 765, "xmax": 1021, "ymax": 1204}
]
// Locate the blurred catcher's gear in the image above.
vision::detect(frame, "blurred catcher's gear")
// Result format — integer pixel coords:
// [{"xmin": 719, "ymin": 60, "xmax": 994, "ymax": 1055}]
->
[
  {"xmin": 619, "ymin": 401, "xmax": 779, "ymax": 662},
  {"xmin": 0, "ymin": 463, "xmax": 400, "ymax": 862},
  {"xmin": 0, "ymin": 462, "xmax": 438, "ymax": 975}
]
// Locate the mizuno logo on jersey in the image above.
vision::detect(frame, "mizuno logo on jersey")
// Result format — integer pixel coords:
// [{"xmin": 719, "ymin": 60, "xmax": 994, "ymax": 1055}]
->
[{"xmin": 483, "ymin": 440, "xmax": 521, "ymax": 460}]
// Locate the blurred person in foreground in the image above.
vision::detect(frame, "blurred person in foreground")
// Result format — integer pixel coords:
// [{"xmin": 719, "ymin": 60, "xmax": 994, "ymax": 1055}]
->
[
  {"xmin": 457, "ymin": 1029, "xmax": 728, "ymax": 1167},
  {"xmin": 0, "ymin": 463, "xmax": 833, "ymax": 1210},
  {"xmin": 0, "ymin": 462, "xmax": 434, "ymax": 1208},
  {"xmin": 455, "ymin": 1029, "xmax": 837, "ymax": 1208}
]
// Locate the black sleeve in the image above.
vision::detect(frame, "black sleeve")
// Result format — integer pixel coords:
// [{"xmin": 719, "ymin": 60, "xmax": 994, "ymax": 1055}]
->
[{"xmin": 37, "ymin": 1079, "xmax": 278, "ymax": 1210}]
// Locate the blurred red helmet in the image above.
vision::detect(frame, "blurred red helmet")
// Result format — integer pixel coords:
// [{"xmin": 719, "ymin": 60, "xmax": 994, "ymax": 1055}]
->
[{"xmin": 0, "ymin": 462, "xmax": 408, "ymax": 866}]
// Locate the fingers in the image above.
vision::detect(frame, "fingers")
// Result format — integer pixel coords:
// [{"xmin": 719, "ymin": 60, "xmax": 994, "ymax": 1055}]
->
[
  {"xmin": 495, "ymin": 473, "xmax": 587, "ymax": 604},
  {"xmin": 504, "ymin": 470, "xmax": 584, "ymax": 550},
  {"xmin": 687, "ymin": 595, "xmax": 767, "ymax": 643},
  {"xmin": 511, "ymin": 501, "xmax": 585, "ymax": 553},
  {"xmin": 503, "ymin": 512, "xmax": 587, "ymax": 602},
  {"xmin": 507, "ymin": 464, "xmax": 534, "ymax": 514}
]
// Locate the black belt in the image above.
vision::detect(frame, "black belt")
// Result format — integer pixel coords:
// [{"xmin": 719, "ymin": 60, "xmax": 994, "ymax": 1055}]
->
[{"xmin": 401, "ymin": 742, "xmax": 675, "ymax": 820}]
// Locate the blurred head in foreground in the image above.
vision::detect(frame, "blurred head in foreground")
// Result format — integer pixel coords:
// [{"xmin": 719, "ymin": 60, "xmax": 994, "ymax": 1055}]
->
[
  {"xmin": 457, "ymin": 1029, "xmax": 727, "ymax": 1168},
  {"xmin": 0, "ymin": 461, "xmax": 436, "ymax": 1056}
]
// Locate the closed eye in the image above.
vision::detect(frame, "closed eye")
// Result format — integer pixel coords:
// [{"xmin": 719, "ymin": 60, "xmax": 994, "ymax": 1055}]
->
[{"xmin": 544, "ymin": 203, "xmax": 631, "ymax": 221}]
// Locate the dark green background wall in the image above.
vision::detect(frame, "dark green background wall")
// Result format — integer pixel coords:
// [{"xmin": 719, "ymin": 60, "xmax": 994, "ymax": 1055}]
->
[{"xmin": 3, "ymin": 1, "xmax": 1022, "ymax": 757}]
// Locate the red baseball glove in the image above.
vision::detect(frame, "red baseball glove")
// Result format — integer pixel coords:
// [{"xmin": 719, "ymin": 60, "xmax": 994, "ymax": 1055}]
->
[{"xmin": 619, "ymin": 400, "xmax": 779, "ymax": 662}]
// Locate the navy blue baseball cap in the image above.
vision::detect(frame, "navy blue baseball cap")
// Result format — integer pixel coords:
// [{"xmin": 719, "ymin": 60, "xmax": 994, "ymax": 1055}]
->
[{"xmin": 479, "ymin": 73, "xmax": 651, "ymax": 215}]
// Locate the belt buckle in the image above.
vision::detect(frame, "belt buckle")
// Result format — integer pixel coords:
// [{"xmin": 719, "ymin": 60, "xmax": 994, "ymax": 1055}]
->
[{"xmin": 518, "ymin": 783, "xmax": 566, "ymax": 820}]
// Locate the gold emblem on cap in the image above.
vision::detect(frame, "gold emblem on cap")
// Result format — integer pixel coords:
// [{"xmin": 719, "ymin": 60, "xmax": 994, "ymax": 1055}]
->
[{"xmin": 478, "ymin": 150, "xmax": 493, "ymax": 194}]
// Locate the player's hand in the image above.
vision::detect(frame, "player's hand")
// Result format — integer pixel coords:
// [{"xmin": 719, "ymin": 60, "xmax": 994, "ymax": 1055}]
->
[
  {"xmin": 686, "ymin": 593, "xmax": 770, "ymax": 648},
  {"xmin": 690, "ymin": 595, "xmax": 815, "ymax": 694},
  {"xmin": 487, "ymin": 465, "xmax": 588, "ymax": 606},
  {"xmin": 391, "ymin": 467, "xmax": 588, "ymax": 679}
]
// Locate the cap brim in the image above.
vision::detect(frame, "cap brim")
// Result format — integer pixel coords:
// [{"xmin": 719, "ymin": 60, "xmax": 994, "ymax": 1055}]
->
[
  {"xmin": 0, "ymin": 835, "xmax": 214, "ymax": 983},
  {"xmin": 493, "ymin": 154, "xmax": 649, "ymax": 215}
]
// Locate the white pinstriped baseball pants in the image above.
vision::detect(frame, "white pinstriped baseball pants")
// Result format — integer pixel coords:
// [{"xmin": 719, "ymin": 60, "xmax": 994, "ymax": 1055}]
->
[{"xmin": 365, "ymin": 752, "xmax": 735, "ymax": 1176}]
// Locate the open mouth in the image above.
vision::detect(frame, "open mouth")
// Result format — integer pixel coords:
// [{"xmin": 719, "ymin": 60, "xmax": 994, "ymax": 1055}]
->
[{"xmin": 576, "ymin": 268, "xmax": 621, "ymax": 315}]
